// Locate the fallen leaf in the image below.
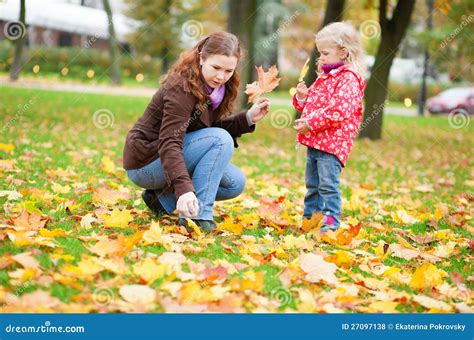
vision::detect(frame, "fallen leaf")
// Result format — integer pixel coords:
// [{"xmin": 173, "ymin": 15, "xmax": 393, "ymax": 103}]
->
[
  {"xmin": 119, "ymin": 284, "xmax": 156, "ymax": 304},
  {"xmin": 100, "ymin": 209, "xmax": 133, "ymax": 229},
  {"xmin": 299, "ymin": 253, "xmax": 338, "ymax": 285},
  {"xmin": 410, "ymin": 262, "xmax": 447, "ymax": 290}
]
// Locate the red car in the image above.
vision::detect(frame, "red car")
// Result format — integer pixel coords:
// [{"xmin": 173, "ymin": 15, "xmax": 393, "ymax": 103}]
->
[{"xmin": 427, "ymin": 87, "xmax": 474, "ymax": 114}]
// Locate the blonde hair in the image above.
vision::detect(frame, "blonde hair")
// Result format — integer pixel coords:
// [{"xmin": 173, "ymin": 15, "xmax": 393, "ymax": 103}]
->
[{"xmin": 315, "ymin": 22, "xmax": 366, "ymax": 76}]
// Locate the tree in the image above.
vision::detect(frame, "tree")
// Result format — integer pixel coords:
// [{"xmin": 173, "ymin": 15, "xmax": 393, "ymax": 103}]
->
[
  {"xmin": 103, "ymin": 0, "xmax": 122, "ymax": 85},
  {"xmin": 303, "ymin": 0, "xmax": 346, "ymax": 86},
  {"xmin": 126, "ymin": 0, "xmax": 213, "ymax": 74},
  {"xmin": 359, "ymin": 0, "xmax": 415, "ymax": 140},
  {"xmin": 254, "ymin": 0, "xmax": 286, "ymax": 69},
  {"xmin": 228, "ymin": 0, "xmax": 258, "ymax": 109},
  {"xmin": 9, "ymin": 0, "xmax": 27, "ymax": 81}
]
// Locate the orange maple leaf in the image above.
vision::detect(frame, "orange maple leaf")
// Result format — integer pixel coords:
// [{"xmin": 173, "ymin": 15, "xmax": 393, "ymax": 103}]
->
[{"xmin": 244, "ymin": 65, "xmax": 281, "ymax": 103}]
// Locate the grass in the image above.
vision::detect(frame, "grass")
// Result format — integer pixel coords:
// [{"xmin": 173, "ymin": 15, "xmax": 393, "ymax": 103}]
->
[{"xmin": 0, "ymin": 84, "xmax": 472, "ymax": 313}]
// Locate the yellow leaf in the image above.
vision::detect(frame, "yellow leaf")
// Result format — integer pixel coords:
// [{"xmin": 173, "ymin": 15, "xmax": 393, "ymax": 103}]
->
[
  {"xmin": 101, "ymin": 209, "xmax": 133, "ymax": 229},
  {"xmin": 133, "ymin": 258, "xmax": 168, "ymax": 283},
  {"xmin": 180, "ymin": 281, "xmax": 214, "ymax": 304},
  {"xmin": 93, "ymin": 186, "xmax": 130, "ymax": 205},
  {"xmin": 391, "ymin": 210, "xmax": 419, "ymax": 225},
  {"xmin": 142, "ymin": 220, "xmax": 163, "ymax": 244},
  {"xmin": 186, "ymin": 218, "xmax": 203, "ymax": 238},
  {"xmin": 325, "ymin": 250, "xmax": 353, "ymax": 269},
  {"xmin": 217, "ymin": 217, "xmax": 243, "ymax": 234},
  {"xmin": 0, "ymin": 143, "xmax": 15, "ymax": 153},
  {"xmin": 39, "ymin": 228, "xmax": 66, "ymax": 238},
  {"xmin": 410, "ymin": 262, "xmax": 446, "ymax": 290},
  {"xmin": 101, "ymin": 156, "xmax": 116, "ymax": 174},
  {"xmin": 298, "ymin": 57, "xmax": 310, "ymax": 82},
  {"xmin": 76, "ymin": 255, "xmax": 104, "ymax": 277},
  {"xmin": 51, "ymin": 182, "xmax": 71, "ymax": 194}
]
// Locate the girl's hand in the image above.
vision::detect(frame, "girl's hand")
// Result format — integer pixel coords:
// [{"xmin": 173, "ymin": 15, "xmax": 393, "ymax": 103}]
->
[
  {"xmin": 248, "ymin": 98, "xmax": 270, "ymax": 123},
  {"xmin": 294, "ymin": 118, "xmax": 310, "ymax": 134},
  {"xmin": 296, "ymin": 82, "xmax": 308, "ymax": 101}
]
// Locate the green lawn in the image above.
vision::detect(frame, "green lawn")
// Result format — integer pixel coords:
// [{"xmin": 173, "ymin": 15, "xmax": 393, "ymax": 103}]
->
[{"xmin": 0, "ymin": 85, "xmax": 472, "ymax": 313}]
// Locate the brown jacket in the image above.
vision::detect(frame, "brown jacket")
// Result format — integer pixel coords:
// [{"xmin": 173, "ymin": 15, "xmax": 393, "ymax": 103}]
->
[{"xmin": 123, "ymin": 83, "xmax": 255, "ymax": 197}]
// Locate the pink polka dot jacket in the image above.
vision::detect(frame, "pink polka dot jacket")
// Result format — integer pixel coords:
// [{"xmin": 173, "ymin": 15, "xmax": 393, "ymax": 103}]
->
[{"xmin": 293, "ymin": 64, "xmax": 367, "ymax": 167}]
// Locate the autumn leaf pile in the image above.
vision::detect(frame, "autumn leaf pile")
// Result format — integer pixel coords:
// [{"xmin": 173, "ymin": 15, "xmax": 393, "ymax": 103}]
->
[{"xmin": 0, "ymin": 86, "xmax": 472, "ymax": 313}]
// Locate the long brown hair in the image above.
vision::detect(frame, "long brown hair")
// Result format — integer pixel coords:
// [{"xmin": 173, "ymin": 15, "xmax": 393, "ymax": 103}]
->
[{"xmin": 161, "ymin": 32, "xmax": 242, "ymax": 118}]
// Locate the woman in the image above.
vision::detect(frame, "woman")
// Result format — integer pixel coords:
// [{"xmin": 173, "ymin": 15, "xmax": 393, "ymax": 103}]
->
[{"xmin": 123, "ymin": 32, "xmax": 270, "ymax": 231}]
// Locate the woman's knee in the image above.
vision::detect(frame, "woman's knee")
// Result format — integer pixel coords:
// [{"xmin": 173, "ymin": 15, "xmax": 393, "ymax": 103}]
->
[{"xmin": 208, "ymin": 128, "xmax": 234, "ymax": 151}]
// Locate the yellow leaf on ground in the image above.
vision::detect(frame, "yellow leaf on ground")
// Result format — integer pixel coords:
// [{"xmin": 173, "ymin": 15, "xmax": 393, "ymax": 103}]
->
[
  {"xmin": 39, "ymin": 228, "xmax": 66, "ymax": 238},
  {"xmin": 142, "ymin": 220, "xmax": 163, "ymax": 244},
  {"xmin": 410, "ymin": 262, "xmax": 447, "ymax": 290},
  {"xmin": 217, "ymin": 217, "xmax": 243, "ymax": 235},
  {"xmin": 133, "ymin": 258, "xmax": 169, "ymax": 283},
  {"xmin": 0, "ymin": 143, "xmax": 15, "ymax": 153},
  {"xmin": 51, "ymin": 182, "xmax": 71, "ymax": 194},
  {"xmin": 325, "ymin": 250, "xmax": 354, "ymax": 269},
  {"xmin": 101, "ymin": 156, "xmax": 117, "ymax": 174},
  {"xmin": 101, "ymin": 209, "xmax": 133, "ymax": 229},
  {"xmin": 366, "ymin": 300, "xmax": 399, "ymax": 313}
]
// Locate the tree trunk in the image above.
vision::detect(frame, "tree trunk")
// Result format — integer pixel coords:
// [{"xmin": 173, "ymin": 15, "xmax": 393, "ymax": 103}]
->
[
  {"xmin": 359, "ymin": 0, "xmax": 415, "ymax": 140},
  {"xmin": 103, "ymin": 0, "xmax": 122, "ymax": 85},
  {"xmin": 228, "ymin": 0, "xmax": 258, "ymax": 109},
  {"xmin": 160, "ymin": 0, "xmax": 173, "ymax": 73},
  {"xmin": 9, "ymin": 0, "xmax": 27, "ymax": 81},
  {"xmin": 304, "ymin": 0, "xmax": 346, "ymax": 86}
]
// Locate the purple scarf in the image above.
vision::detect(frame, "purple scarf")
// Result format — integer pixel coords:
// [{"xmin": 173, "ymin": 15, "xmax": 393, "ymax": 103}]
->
[
  {"xmin": 321, "ymin": 62, "xmax": 345, "ymax": 74},
  {"xmin": 205, "ymin": 84, "xmax": 225, "ymax": 110}
]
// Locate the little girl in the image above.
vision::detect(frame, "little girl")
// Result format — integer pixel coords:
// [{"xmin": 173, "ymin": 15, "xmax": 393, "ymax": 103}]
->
[{"xmin": 293, "ymin": 22, "xmax": 366, "ymax": 232}]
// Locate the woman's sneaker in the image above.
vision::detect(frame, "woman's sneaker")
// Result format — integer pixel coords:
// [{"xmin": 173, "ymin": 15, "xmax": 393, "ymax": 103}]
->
[
  {"xmin": 179, "ymin": 218, "xmax": 216, "ymax": 232},
  {"xmin": 141, "ymin": 190, "xmax": 167, "ymax": 216}
]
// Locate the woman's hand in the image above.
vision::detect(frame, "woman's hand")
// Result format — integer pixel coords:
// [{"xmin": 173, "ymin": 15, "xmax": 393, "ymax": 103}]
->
[
  {"xmin": 248, "ymin": 98, "xmax": 270, "ymax": 123},
  {"xmin": 176, "ymin": 192, "xmax": 199, "ymax": 217},
  {"xmin": 294, "ymin": 118, "xmax": 310, "ymax": 134},
  {"xmin": 295, "ymin": 82, "xmax": 308, "ymax": 101}
]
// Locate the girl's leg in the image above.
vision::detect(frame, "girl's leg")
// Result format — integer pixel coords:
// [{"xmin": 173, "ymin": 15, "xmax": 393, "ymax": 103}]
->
[
  {"xmin": 303, "ymin": 148, "xmax": 321, "ymax": 219},
  {"xmin": 216, "ymin": 163, "xmax": 246, "ymax": 201},
  {"xmin": 315, "ymin": 150, "xmax": 342, "ymax": 228}
]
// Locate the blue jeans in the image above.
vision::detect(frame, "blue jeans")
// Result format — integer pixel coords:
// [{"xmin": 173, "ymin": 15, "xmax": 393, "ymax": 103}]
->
[
  {"xmin": 126, "ymin": 127, "xmax": 245, "ymax": 220},
  {"xmin": 303, "ymin": 148, "xmax": 342, "ymax": 228}
]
